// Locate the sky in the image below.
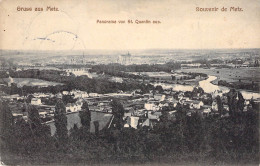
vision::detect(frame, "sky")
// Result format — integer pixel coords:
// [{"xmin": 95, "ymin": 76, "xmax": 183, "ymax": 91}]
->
[{"xmin": 0, "ymin": 0, "xmax": 260, "ymax": 50}]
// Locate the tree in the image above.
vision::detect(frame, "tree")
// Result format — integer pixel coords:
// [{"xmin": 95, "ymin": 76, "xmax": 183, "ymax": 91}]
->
[
  {"xmin": 216, "ymin": 95, "xmax": 224, "ymax": 115},
  {"xmin": 237, "ymin": 91, "xmax": 245, "ymax": 113},
  {"xmin": 93, "ymin": 121, "xmax": 99, "ymax": 136},
  {"xmin": 175, "ymin": 103, "xmax": 187, "ymax": 153},
  {"xmin": 110, "ymin": 99, "xmax": 125, "ymax": 130},
  {"xmin": 155, "ymin": 85, "xmax": 163, "ymax": 93},
  {"xmin": 26, "ymin": 104, "xmax": 42, "ymax": 133},
  {"xmin": 186, "ymin": 112, "xmax": 204, "ymax": 152},
  {"xmin": 62, "ymin": 95, "xmax": 76, "ymax": 105},
  {"xmin": 26, "ymin": 95, "xmax": 34, "ymax": 103},
  {"xmin": 54, "ymin": 99, "xmax": 68, "ymax": 143},
  {"xmin": 227, "ymin": 89, "xmax": 245, "ymax": 117},
  {"xmin": 79, "ymin": 101, "xmax": 91, "ymax": 131},
  {"xmin": 227, "ymin": 89, "xmax": 238, "ymax": 116},
  {"xmin": 192, "ymin": 87, "xmax": 204, "ymax": 97},
  {"xmin": 254, "ymin": 59, "xmax": 259, "ymax": 67},
  {"xmin": 0, "ymin": 100, "xmax": 13, "ymax": 142},
  {"xmin": 159, "ymin": 109, "xmax": 169, "ymax": 123}
]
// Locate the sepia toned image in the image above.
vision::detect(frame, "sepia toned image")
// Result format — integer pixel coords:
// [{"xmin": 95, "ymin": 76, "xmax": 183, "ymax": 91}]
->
[{"xmin": 0, "ymin": 0, "xmax": 259, "ymax": 165}]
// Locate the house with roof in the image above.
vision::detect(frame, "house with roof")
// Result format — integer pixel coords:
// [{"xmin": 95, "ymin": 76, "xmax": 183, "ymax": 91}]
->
[
  {"xmin": 123, "ymin": 112, "xmax": 132, "ymax": 119},
  {"xmin": 3, "ymin": 94, "xmax": 22, "ymax": 101},
  {"xmin": 223, "ymin": 104, "xmax": 229, "ymax": 111},
  {"xmin": 89, "ymin": 93, "xmax": 99, "ymax": 97},
  {"xmin": 74, "ymin": 90, "xmax": 89, "ymax": 98},
  {"xmin": 190, "ymin": 100, "xmax": 204, "ymax": 109},
  {"xmin": 39, "ymin": 111, "xmax": 48, "ymax": 118},
  {"xmin": 211, "ymin": 101, "xmax": 218, "ymax": 111},
  {"xmin": 101, "ymin": 106, "xmax": 112, "ymax": 113},
  {"xmin": 45, "ymin": 111, "xmax": 114, "ymax": 136},
  {"xmin": 241, "ymin": 61, "xmax": 250, "ymax": 67},
  {"xmin": 143, "ymin": 93, "xmax": 153, "ymax": 99},
  {"xmin": 124, "ymin": 116, "xmax": 140, "ymax": 129},
  {"xmin": 62, "ymin": 91, "xmax": 70, "ymax": 95},
  {"xmin": 31, "ymin": 98, "xmax": 42, "ymax": 105},
  {"xmin": 168, "ymin": 110, "xmax": 177, "ymax": 121},
  {"xmin": 134, "ymin": 109, "xmax": 146, "ymax": 116},
  {"xmin": 6, "ymin": 76, "xmax": 14, "ymax": 87},
  {"xmin": 183, "ymin": 100, "xmax": 203, "ymax": 109},
  {"xmin": 153, "ymin": 94, "xmax": 165, "ymax": 101},
  {"xmin": 168, "ymin": 97, "xmax": 178, "ymax": 104},
  {"xmin": 138, "ymin": 118, "xmax": 158, "ymax": 129},
  {"xmin": 159, "ymin": 101, "xmax": 169, "ymax": 108},
  {"xmin": 66, "ymin": 103, "xmax": 78, "ymax": 112},
  {"xmin": 32, "ymin": 93, "xmax": 49, "ymax": 98},
  {"xmin": 76, "ymin": 101, "xmax": 83, "ymax": 110},
  {"xmin": 139, "ymin": 118, "xmax": 150, "ymax": 128},
  {"xmin": 177, "ymin": 92, "xmax": 185, "ymax": 100},
  {"xmin": 147, "ymin": 111, "xmax": 161, "ymax": 120},
  {"xmin": 202, "ymin": 105, "xmax": 211, "ymax": 115},
  {"xmin": 56, "ymin": 92, "xmax": 63, "ymax": 99},
  {"xmin": 144, "ymin": 102, "xmax": 160, "ymax": 111},
  {"xmin": 212, "ymin": 90, "xmax": 224, "ymax": 98}
]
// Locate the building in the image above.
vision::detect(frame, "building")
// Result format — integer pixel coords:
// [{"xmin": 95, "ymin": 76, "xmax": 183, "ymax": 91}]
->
[
  {"xmin": 202, "ymin": 105, "xmax": 211, "ymax": 115},
  {"xmin": 45, "ymin": 111, "xmax": 114, "ymax": 136},
  {"xmin": 62, "ymin": 91, "xmax": 70, "ymax": 95},
  {"xmin": 147, "ymin": 111, "xmax": 161, "ymax": 120},
  {"xmin": 31, "ymin": 98, "xmax": 42, "ymax": 105},
  {"xmin": 66, "ymin": 103, "xmax": 79, "ymax": 112},
  {"xmin": 124, "ymin": 116, "xmax": 140, "ymax": 129},
  {"xmin": 144, "ymin": 102, "xmax": 160, "ymax": 111},
  {"xmin": 66, "ymin": 103, "xmax": 78, "ymax": 112},
  {"xmin": 70, "ymin": 90, "xmax": 89, "ymax": 98},
  {"xmin": 6, "ymin": 76, "xmax": 14, "ymax": 87},
  {"xmin": 211, "ymin": 101, "xmax": 218, "ymax": 111},
  {"xmin": 56, "ymin": 92, "xmax": 63, "ymax": 99},
  {"xmin": 153, "ymin": 94, "xmax": 165, "ymax": 101},
  {"xmin": 190, "ymin": 100, "xmax": 204, "ymax": 109},
  {"xmin": 118, "ymin": 52, "xmax": 131, "ymax": 65},
  {"xmin": 89, "ymin": 93, "xmax": 99, "ymax": 97}
]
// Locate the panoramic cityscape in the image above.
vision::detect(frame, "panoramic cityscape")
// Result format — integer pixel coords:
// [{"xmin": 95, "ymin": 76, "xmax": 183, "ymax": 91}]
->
[{"xmin": 0, "ymin": 49, "xmax": 259, "ymax": 165}]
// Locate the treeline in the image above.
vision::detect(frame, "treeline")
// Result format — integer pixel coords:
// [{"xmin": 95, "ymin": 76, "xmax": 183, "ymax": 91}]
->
[
  {"xmin": 0, "ymin": 91, "xmax": 259, "ymax": 165},
  {"xmin": 0, "ymin": 81, "xmax": 154, "ymax": 96},
  {"xmin": 90, "ymin": 62, "xmax": 181, "ymax": 73},
  {"xmin": 218, "ymin": 80, "xmax": 259, "ymax": 92},
  {"xmin": 0, "ymin": 69, "xmax": 155, "ymax": 95}
]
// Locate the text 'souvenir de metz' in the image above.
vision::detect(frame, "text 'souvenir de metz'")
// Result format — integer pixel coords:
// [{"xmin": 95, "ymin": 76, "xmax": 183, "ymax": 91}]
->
[{"xmin": 196, "ymin": 7, "xmax": 243, "ymax": 12}]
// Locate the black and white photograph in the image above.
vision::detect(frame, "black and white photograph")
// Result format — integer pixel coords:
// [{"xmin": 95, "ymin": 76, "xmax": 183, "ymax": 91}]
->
[{"xmin": 0, "ymin": 0, "xmax": 259, "ymax": 165}]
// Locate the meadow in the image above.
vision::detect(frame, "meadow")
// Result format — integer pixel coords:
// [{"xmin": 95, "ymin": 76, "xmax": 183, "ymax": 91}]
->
[{"xmin": 178, "ymin": 67, "xmax": 260, "ymax": 84}]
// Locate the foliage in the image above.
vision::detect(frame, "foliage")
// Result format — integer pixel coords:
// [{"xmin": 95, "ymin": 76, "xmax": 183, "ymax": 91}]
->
[
  {"xmin": 0, "ymin": 90, "xmax": 259, "ymax": 165},
  {"xmin": 27, "ymin": 104, "xmax": 42, "ymax": 132},
  {"xmin": 0, "ymin": 69, "xmax": 155, "ymax": 95},
  {"xmin": 79, "ymin": 101, "xmax": 91, "ymax": 131},
  {"xmin": 110, "ymin": 99, "xmax": 125, "ymax": 130},
  {"xmin": 54, "ymin": 99, "xmax": 68, "ymax": 143},
  {"xmin": 216, "ymin": 95, "xmax": 224, "ymax": 115},
  {"xmin": 90, "ymin": 62, "xmax": 181, "ymax": 73}
]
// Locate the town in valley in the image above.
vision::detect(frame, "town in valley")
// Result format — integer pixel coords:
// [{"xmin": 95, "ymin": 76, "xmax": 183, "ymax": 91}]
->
[{"xmin": 0, "ymin": 49, "xmax": 259, "ymax": 164}]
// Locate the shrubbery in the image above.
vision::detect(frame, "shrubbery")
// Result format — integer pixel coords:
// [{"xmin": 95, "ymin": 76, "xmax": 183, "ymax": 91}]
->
[{"xmin": 0, "ymin": 99, "xmax": 259, "ymax": 165}]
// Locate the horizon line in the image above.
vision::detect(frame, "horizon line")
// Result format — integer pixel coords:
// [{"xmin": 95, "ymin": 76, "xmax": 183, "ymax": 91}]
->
[{"xmin": 1, "ymin": 48, "xmax": 260, "ymax": 52}]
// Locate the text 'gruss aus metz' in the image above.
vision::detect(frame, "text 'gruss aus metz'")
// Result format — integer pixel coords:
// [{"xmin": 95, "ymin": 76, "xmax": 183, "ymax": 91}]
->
[{"xmin": 17, "ymin": 6, "xmax": 59, "ymax": 11}]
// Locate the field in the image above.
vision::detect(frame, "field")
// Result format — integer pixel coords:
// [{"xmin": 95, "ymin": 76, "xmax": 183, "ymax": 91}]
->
[
  {"xmin": 3, "ymin": 78, "xmax": 63, "ymax": 87},
  {"xmin": 178, "ymin": 67, "xmax": 260, "ymax": 84}
]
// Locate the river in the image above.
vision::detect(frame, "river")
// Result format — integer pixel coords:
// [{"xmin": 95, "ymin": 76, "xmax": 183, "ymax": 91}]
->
[{"xmin": 154, "ymin": 75, "xmax": 260, "ymax": 100}]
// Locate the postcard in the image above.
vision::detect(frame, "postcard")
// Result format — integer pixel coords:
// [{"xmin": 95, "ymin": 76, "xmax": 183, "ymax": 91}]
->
[{"xmin": 0, "ymin": 0, "xmax": 259, "ymax": 165}]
